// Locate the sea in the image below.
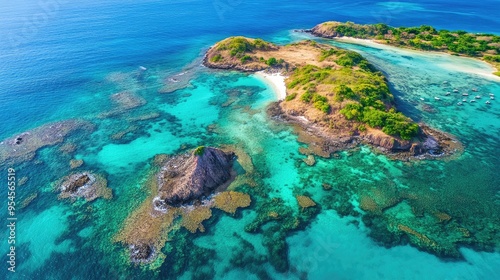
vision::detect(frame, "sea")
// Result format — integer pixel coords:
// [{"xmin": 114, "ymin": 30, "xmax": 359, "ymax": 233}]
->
[{"xmin": 0, "ymin": 1, "xmax": 499, "ymax": 279}]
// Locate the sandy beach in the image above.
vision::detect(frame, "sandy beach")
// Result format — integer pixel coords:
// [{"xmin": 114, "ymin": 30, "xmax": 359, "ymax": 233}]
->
[
  {"xmin": 255, "ymin": 71, "xmax": 287, "ymax": 100},
  {"xmin": 335, "ymin": 37, "xmax": 500, "ymax": 80}
]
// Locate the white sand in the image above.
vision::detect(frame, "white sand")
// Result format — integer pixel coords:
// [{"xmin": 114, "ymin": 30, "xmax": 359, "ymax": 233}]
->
[
  {"xmin": 255, "ymin": 71, "xmax": 287, "ymax": 100},
  {"xmin": 335, "ymin": 37, "xmax": 500, "ymax": 80}
]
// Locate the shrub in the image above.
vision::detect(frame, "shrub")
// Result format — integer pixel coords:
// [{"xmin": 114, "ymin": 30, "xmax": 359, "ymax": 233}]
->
[
  {"xmin": 240, "ymin": 55, "xmax": 252, "ymax": 63},
  {"xmin": 285, "ymin": 92, "xmax": 297, "ymax": 101},
  {"xmin": 194, "ymin": 146, "xmax": 205, "ymax": 156},
  {"xmin": 266, "ymin": 57, "xmax": 278, "ymax": 66},
  {"xmin": 211, "ymin": 54, "xmax": 222, "ymax": 62}
]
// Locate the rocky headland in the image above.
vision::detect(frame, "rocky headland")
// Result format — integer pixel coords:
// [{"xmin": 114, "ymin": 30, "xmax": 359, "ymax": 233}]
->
[{"xmin": 204, "ymin": 37, "xmax": 461, "ymax": 160}]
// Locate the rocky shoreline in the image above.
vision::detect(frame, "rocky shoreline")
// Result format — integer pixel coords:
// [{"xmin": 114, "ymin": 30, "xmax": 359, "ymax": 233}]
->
[{"xmin": 267, "ymin": 102, "xmax": 462, "ymax": 160}]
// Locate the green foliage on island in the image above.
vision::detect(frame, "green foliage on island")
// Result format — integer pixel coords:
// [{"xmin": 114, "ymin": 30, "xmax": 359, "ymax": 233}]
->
[
  {"xmin": 211, "ymin": 54, "xmax": 222, "ymax": 62},
  {"xmin": 317, "ymin": 21, "xmax": 500, "ymax": 58},
  {"xmin": 193, "ymin": 146, "xmax": 205, "ymax": 156},
  {"xmin": 288, "ymin": 53, "xmax": 418, "ymax": 140},
  {"xmin": 216, "ymin": 37, "xmax": 274, "ymax": 58},
  {"xmin": 266, "ymin": 57, "xmax": 278, "ymax": 66},
  {"xmin": 240, "ymin": 55, "xmax": 252, "ymax": 63},
  {"xmin": 285, "ymin": 92, "xmax": 297, "ymax": 101}
]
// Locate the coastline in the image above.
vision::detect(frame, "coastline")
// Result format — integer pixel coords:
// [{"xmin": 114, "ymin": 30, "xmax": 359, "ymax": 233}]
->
[
  {"xmin": 333, "ymin": 37, "xmax": 500, "ymax": 80},
  {"xmin": 254, "ymin": 71, "xmax": 287, "ymax": 100}
]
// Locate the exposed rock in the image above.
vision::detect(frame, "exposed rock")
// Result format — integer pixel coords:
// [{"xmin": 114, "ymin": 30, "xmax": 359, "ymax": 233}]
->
[
  {"xmin": 57, "ymin": 172, "xmax": 112, "ymax": 202},
  {"xmin": 153, "ymin": 147, "xmax": 236, "ymax": 208},
  {"xmin": 130, "ymin": 243, "xmax": 155, "ymax": 263},
  {"xmin": 267, "ymin": 101, "xmax": 461, "ymax": 160}
]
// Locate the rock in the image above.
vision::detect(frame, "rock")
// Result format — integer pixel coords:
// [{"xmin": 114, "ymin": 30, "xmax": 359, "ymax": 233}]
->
[
  {"xmin": 57, "ymin": 172, "xmax": 112, "ymax": 202},
  {"xmin": 130, "ymin": 243, "xmax": 154, "ymax": 263},
  {"xmin": 154, "ymin": 147, "xmax": 235, "ymax": 208}
]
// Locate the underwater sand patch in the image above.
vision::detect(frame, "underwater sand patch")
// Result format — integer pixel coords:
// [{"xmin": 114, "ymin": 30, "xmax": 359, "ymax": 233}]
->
[{"xmin": 0, "ymin": 120, "xmax": 94, "ymax": 166}]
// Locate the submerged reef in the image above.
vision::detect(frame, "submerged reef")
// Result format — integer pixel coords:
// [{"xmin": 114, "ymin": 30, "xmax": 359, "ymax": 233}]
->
[
  {"xmin": 0, "ymin": 119, "xmax": 95, "ymax": 166},
  {"xmin": 56, "ymin": 171, "xmax": 112, "ymax": 202},
  {"xmin": 99, "ymin": 91, "xmax": 147, "ymax": 118},
  {"xmin": 204, "ymin": 37, "xmax": 461, "ymax": 160}
]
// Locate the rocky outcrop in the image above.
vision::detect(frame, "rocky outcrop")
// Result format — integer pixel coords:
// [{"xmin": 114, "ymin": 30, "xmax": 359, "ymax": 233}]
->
[
  {"xmin": 57, "ymin": 172, "xmax": 112, "ymax": 201},
  {"xmin": 153, "ymin": 147, "xmax": 236, "ymax": 209},
  {"xmin": 267, "ymin": 101, "xmax": 461, "ymax": 160},
  {"xmin": 129, "ymin": 244, "xmax": 155, "ymax": 264}
]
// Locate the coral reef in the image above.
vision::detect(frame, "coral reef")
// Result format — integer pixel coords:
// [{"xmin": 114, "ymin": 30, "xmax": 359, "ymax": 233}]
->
[
  {"xmin": 70, "ymin": 159, "xmax": 84, "ymax": 169},
  {"xmin": 181, "ymin": 206, "xmax": 213, "ymax": 233},
  {"xmin": 213, "ymin": 191, "xmax": 251, "ymax": 214},
  {"xmin": 20, "ymin": 192, "xmax": 38, "ymax": 209},
  {"xmin": 302, "ymin": 155, "xmax": 316, "ymax": 166},
  {"xmin": 296, "ymin": 195, "xmax": 316, "ymax": 209},
  {"xmin": 0, "ymin": 120, "xmax": 94, "ymax": 166},
  {"xmin": 99, "ymin": 91, "xmax": 146, "ymax": 118}
]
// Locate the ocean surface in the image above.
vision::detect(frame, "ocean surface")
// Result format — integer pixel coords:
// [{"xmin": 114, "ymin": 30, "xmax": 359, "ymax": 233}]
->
[{"xmin": 1, "ymin": 1, "xmax": 499, "ymax": 279}]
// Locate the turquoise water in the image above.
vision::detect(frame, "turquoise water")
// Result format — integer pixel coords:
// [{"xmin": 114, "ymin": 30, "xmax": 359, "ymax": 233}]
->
[{"xmin": 1, "ymin": 1, "xmax": 500, "ymax": 279}]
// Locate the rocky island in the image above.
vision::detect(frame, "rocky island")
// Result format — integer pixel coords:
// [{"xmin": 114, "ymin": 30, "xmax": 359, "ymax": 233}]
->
[
  {"xmin": 204, "ymin": 37, "xmax": 460, "ymax": 159},
  {"xmin": 116, "ymin": 147, "xmax": 250, "ymax": 265},
  {"xmin": 153, "ymin": 146, "xmax": 236, "ymax": 209}
]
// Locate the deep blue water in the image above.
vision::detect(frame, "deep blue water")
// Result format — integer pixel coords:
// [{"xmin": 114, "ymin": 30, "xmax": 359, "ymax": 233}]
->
[
  {"xmin": 1, "ymin": 1, "xmax": 500, "ymax": 279},
  {"xmin": 1, "ymin": 0, "xmax": 500, "ymax": 138}
]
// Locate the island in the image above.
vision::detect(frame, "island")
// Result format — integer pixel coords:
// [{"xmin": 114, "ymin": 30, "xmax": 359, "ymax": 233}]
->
[
  {"xmin": 308, "ymin": 21, "xmax": 500, "ymax": 76},
  {"xmin": 204, "ymin": 36, "xmax": 460, "ymax": 160}
]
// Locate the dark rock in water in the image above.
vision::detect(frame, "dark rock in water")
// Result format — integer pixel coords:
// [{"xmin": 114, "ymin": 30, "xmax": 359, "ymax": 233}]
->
[
  {"xmin": 154, "ymin": 147, "xmax": 235, "ymax": 208},
  {"xmin": 130, "ymin": 243, "xmax": 154, "ymax": 263},
  {"xmin": 57, "ymin": 172, "xmax": 112, "ymax": 202}
]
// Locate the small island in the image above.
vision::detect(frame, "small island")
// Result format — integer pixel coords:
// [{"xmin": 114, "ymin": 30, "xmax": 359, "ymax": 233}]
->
[
  {"xmin": 309, "ymin": 21, "xmax": 500, "ymax": 76},
  {"xmin": 204, "ymin": 37, "xmax": 459, "ymax": 159}
]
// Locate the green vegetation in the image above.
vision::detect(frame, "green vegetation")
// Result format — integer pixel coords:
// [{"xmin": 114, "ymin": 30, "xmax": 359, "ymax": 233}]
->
[
  {"xmin": 240, "ymin": 55, "xmax": 252, "ymax": 63},
  {"xmin": 288, "ymin": 52, "xmax": 418, "ymax": 140},
  {"xmin": 317, "ymin": 22, "xmax": 500, "ymax": 59},
  {"xmin": 216, "ymin": 37, "xmax": 274, "ymax": 58},
  {"xmin": 266, "ymin": 57, "xmax": 278, "ymax": 66},
  {"xmin": 193, "ymin": 146, "xmax": 205, "ymax": 156},
  {"xmin": 285, "ymin": 92, "xmax": 297, "ymax": 101},
  {"xmin": 211, "ymin": 54, "xmax": 222, "ymax": 62}
]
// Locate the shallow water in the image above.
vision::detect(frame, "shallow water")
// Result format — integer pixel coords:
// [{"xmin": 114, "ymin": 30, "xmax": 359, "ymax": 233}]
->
[{"xmin": 1, "ymin": 1, "xmax": 500, "ymax": 279}]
